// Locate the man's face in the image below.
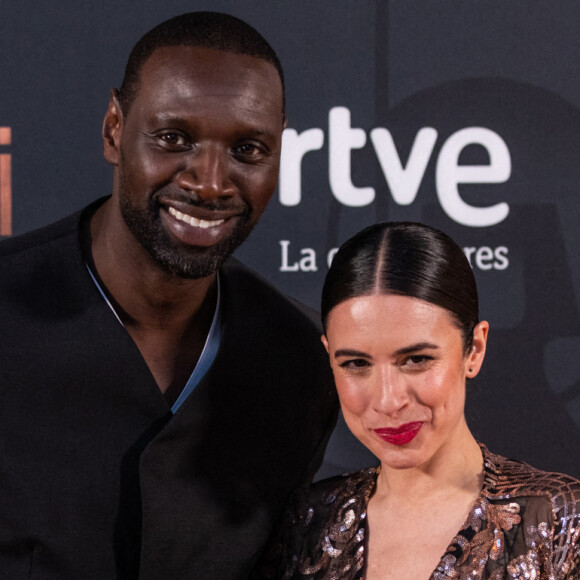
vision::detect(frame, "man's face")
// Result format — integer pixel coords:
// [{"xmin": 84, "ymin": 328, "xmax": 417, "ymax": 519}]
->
[{"xmin": 103, "ymin": 45, "xmax": 285, "ymax": 278}]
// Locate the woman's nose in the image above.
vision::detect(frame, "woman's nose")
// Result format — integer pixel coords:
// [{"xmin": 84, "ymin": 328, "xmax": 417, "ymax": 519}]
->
[
  {"xmin": 371, "ymin": 366, "xmax": 410, "ymax": 416},
  {"xmin": 176, "ymin": 146, "xmax": 234, "ymax": 200}
]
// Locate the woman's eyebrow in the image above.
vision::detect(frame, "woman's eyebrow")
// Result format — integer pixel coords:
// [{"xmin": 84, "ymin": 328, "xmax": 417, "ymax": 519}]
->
[
  {"xmin": 395, "ymin": 342, "xmax": 439, "ymax": 355},
  {"xmin": 334, "ymin": 348, "xmax": 369, "ymax": 358},
  {"xmin": 334, "ymin": 342, "xmax": 439, "ymax": 359}
]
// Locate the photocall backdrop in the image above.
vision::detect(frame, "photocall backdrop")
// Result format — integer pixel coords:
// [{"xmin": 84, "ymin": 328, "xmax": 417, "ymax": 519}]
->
[{"xmin": 1, "ymin": 1, "xmax": 579, "ymax": 479}]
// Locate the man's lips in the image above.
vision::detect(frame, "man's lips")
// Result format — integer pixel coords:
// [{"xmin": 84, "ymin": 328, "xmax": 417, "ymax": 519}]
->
[
  {"xmin": 159, "ymin": 200, "xmax": 244, "ymax": 247},
  {"xmin": 168, "ymin": 206, "xmax": 225, "ymax": 229},
  {"xmin": 374, "ymin": 422, "xmax": 423, "ymax": 446}
]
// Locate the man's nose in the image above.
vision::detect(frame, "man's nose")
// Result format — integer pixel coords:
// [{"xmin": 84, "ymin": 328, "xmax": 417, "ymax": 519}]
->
[
  {"xmin": 176, "ymin": 146, "xmax": 234, "ymax": 200},
  {"xmin": 372, "ymin": 366, "xmax": 410, "ymax": 416}
]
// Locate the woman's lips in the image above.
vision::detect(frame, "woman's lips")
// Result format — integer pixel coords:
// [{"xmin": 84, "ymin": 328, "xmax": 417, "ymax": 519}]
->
[{"xmin": 374, "ymin": 422, "xmax": 423, "ymax": 446}]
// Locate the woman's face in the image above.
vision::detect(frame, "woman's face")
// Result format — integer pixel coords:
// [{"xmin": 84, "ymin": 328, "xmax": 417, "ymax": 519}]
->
[{"xmin": 322, "ymin": 294, "xmax": 488, "ymax": 471}]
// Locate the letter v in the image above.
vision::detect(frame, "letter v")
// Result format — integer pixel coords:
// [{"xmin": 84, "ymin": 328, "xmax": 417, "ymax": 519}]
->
[{"xmin": 370, "ymin": 127, "xmax": 438, "ymax": 205}]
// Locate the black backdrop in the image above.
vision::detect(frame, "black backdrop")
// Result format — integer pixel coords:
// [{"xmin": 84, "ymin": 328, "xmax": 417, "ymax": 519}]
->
[{"xmin": 1, "ymin": 1, "xmax": 580, "ymax": 478}]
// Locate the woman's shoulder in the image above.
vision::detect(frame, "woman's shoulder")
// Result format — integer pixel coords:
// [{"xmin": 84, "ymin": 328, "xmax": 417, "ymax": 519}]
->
[
  {"xmin": 251, "ymin": 469, "xmax": 378, "ymax": 579},
  {"xmin": 482, "ymin": 444, "xmax": 580, "ymax": 507},
  {"xmin": 286, "ymin": 466, "xmax": 378, "ymax": 536},
  {"xmin": 481, "ymin": 445, "xmax": 580, "ymax": 575},
  {"xmin": 482, "ymin": 444, "xmax": 580, "ymax": 553},
  {"xmin": 266, "ymin": 468, "xmax": 378, "ymax": 579},
  {"xmin": 302, "ymin": 467, "xmax": 379, "ymax": 507}
]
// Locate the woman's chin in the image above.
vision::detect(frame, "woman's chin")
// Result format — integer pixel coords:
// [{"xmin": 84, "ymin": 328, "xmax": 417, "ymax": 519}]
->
[
  {"xmin": 363, "ymin": 437, "xmax": 429, "ymax": 471},
  {"xmin": 378, "ymin": 449, "xmax": 427, "ymax": 471}
]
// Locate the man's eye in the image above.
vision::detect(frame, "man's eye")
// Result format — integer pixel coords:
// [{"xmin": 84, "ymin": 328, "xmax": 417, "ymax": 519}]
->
[
  {"xmin": 158, "ymin": 132, "xmax": 188, "ymax": 147},
  {"xmin": 234, "ymin": 143, "xmax": 264, "ymax": 157}
]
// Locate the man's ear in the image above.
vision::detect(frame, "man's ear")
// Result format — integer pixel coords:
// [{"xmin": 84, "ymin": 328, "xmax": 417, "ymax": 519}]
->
[
  {"xmin": 466, "ymin": 321, "xmax": 489, "ymax": 379},
  {"xmin": 102, "ymin": 89, "xmax": 123, "ymax": 166},
  {"xmin": 321, "ymin": 335, "xmax": 329, "ymax": 355}
]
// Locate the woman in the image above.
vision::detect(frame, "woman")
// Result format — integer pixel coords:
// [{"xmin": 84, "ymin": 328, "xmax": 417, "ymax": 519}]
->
[{"xmin": 256, "ymin": 222, "xmax": 580, "ymax": 579}]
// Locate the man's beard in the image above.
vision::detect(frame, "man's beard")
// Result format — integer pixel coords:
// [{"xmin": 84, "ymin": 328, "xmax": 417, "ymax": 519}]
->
[{"xmin": 119, "ymin": 183, "xmax": 254, "ymax": 279}]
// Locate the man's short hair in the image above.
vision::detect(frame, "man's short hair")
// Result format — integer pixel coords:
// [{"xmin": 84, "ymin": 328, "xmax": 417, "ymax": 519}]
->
[{"xmin": 118, "ymin": 11, "xmax": 285, "ymax": 116}]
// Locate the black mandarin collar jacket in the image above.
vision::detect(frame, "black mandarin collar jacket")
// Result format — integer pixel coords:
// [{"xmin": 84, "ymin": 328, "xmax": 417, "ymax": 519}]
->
[{"xmin": 0, "ymin": 198, "xmax": 338, "ymax": 579}]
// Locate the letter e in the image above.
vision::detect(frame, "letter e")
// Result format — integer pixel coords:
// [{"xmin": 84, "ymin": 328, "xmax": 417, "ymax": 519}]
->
[
  {"xmin": 475, "ymin": 246, "xmax": 494, "ymax": 270},
  {"xmin": 436, "ymin": 127, "xmax": 510, "ymax": 227}
]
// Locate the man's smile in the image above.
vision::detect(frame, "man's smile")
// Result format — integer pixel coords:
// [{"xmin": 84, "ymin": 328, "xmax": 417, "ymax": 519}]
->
[
  {"xmin": 158, "ymin": 199, "xmax": 247, "ymax": 249},
  {"xmin": 168, "ymin": 206, "xmax": 225, "ymax": 229}
]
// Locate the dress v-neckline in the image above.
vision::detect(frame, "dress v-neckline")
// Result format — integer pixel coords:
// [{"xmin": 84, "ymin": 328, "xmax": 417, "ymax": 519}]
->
[{"xmin": 359, "ymin": 444, "xmax": 520, "ymax": 580}]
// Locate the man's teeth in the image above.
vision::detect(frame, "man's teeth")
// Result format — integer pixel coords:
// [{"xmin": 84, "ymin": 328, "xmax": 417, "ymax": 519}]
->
[{"xmin": 168, "ymin": 207, "xmax": 225, "ymax": 229}]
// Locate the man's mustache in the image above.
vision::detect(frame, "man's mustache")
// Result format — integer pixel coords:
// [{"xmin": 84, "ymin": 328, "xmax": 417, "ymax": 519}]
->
[{"xmin": 152, "ymin": 192, "xmax": 250, "ymax": 215}]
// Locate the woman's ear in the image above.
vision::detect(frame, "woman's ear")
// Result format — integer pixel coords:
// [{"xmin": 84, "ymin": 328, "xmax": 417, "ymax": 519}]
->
[
  {"xmin": 466, "ymin": 321, "xmax": 489, "ymax": 378},
  {"xmin": 321, "ymin": 335, "xmax": 329, "ymax": 355}
]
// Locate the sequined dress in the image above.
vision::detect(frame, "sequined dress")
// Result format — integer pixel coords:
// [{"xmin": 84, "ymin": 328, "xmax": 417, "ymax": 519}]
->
[{"xmin": 255, "ymin": 445, "xmax": 580, "ymax": 579}]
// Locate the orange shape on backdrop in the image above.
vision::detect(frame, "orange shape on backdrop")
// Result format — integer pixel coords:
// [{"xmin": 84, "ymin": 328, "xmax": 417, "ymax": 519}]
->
[{"xmin": 0, "ymin": 127, "xmax": 12, "ymax": 236}]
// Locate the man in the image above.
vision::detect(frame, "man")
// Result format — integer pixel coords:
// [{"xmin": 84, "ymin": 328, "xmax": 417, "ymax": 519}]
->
[{"xmin": 0, "ymin": 12, "xmax": 337, "ymax": 579}]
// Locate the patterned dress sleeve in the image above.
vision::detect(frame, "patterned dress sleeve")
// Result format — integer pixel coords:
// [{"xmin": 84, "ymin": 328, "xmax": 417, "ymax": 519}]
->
[{"xmin": 549, "ymin": 472, "xmax": 580, "ymax": 578}]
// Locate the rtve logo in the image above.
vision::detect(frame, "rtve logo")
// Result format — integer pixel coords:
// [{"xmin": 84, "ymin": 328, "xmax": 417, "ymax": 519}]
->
[
  {"xmin": 280, "ymin": 107, "xmax": 511, "ymax": 228},
  {"xmin": 0, "ymin": 127, "xmax": 11, "ymax": 236}
]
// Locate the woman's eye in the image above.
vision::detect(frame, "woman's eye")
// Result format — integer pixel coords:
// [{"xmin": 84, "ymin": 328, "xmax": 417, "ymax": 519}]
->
[
  {"xmin": 404, "ymin": 355, "xmax": 433, "ymax": 368},
  {"xmin": 339, "ymin": 359, "xmax": 370, "ymax": 371}
]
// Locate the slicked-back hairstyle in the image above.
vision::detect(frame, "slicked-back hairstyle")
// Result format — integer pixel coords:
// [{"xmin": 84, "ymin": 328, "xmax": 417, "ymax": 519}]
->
[
  {"xmin": 321, "ymin": 222, "xmax": 479, "ymax": 352},
  {"xmin": 118, "ymin": 11, "xmax": 285, "ymax": 115}
]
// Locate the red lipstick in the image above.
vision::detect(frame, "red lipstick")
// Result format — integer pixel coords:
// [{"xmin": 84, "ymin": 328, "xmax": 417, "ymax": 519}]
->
[{"xmin": 374, "ymin": 422, "xmax": 423, "ymax": 446}]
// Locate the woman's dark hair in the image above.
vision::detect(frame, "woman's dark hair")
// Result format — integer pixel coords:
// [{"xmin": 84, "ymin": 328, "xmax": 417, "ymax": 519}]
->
[{"xmin": 321, "ymin": 222, "xmax": 479, "ymax": 352}]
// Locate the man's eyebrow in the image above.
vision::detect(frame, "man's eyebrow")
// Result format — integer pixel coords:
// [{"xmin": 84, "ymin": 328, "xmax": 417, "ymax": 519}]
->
[
  {"xmin": 236, "ymin": 126, "xmax": 277, "ymax": 139},
  {"xmin": 150, "ymin": 114, "xmax": 277, "ymax": 138},
  {"xmin": 151, "ymin": 113, "xmax": 187, "ymax": 123}
]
